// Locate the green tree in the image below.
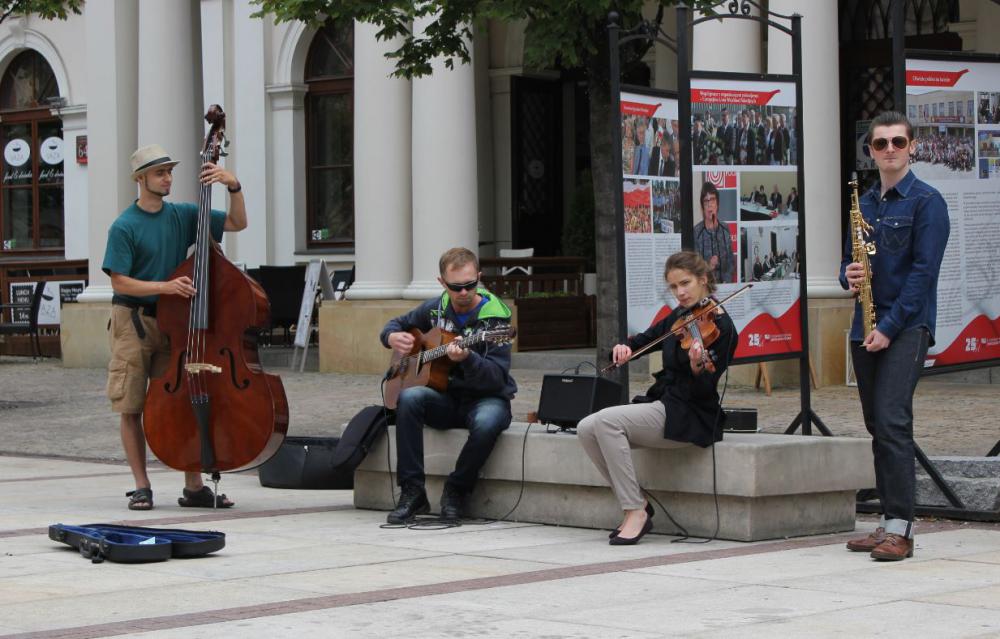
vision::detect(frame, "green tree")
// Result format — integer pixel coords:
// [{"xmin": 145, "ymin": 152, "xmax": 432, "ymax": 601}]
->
[
  {"xmin": 251, "ymin": 0, "xmax": 712, "ymax": 380},
  {"xmin": 0, "ymin": 0, "xmax": 82, "ymax": 24}
]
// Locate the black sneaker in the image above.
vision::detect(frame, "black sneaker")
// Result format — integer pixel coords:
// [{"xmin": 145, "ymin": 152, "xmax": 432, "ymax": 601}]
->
[
  {"xmin": 387, "ymin": 484, "xmax": 429, "ymax": 524},
  {"xmin": 439, "ymin": 483, "xmax": 466, "ymax": 521}
]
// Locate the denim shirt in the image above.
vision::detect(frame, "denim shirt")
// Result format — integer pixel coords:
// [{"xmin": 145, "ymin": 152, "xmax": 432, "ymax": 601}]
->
[{"xmin": 839, "ymin": 170, "xmax": 950, "ymax": 345}]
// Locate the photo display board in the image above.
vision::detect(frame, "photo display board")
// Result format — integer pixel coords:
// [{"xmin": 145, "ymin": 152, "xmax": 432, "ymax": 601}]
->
[
  {"xmin": 619, "ymin": 90, "xmax": 683, "ymax": 333},
  {"xmin": 620, "ymin": 81, "xmax": 804, "ymax": 360},
  {"xmin": 905, "ymin": 56, "xmax": 1000, "ymax": 368}
]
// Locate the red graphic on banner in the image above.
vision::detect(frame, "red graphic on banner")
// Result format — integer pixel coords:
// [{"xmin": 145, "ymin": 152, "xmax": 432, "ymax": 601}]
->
[
  {"xmin": 691, "ymin": 89, "xmax": 780, "ymax": 106},
  {"xmin": 623, "ymin": 182, "xmax": 651, "ymax": 208},
  {"xmin": 927, "ymin": 314, "xmax": 1000, "ymax": 367},
  {"xmin": 735, "ymin": 299, "xmax": 802, "ymax": 358},
  {"xmin": 645, "ymin": 298, "xmax": 802, "ymax": 359},
  {"xmin": 706, "ymin": 171, "xmax": 737, "ymax": 189},
  {"xmin": 905, "ymin": 68, "xmax": 969, "ymax": 87},
  {"xmin": 621, "ymin": 101, "xmax": 661, "ymax": 118}
]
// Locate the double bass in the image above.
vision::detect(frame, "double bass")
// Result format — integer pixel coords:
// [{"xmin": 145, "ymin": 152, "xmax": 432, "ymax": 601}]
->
[{"xmin": 144, "ymin": 105, "xmax": 288, "ymax": 479}]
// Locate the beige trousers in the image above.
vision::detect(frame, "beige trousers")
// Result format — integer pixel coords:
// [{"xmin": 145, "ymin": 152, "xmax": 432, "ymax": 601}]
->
[{"xmin": 577, "ymin": 402, "xmax": 691, "ymax": 510}]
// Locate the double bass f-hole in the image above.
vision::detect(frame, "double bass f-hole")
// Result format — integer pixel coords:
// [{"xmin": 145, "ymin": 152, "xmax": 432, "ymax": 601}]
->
[
  {"xmin": 220, "ymin": 347, "xmax": 250, "ymax": 389},
  {"xmin": 164, "ymin": 350, "xmax": 188, "ymax": 393}
]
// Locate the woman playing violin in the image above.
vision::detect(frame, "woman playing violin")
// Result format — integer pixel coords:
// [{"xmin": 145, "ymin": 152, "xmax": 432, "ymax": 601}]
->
[{"xmin": 577, "ymin": 251, "xmax": 738, "ymax": 545}]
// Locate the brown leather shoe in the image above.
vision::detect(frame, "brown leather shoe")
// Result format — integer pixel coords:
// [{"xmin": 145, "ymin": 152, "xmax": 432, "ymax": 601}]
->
[
  {"xmin": 870, "ymin": 533, "xmax": 913, "ymax": 561},
  {"xmin": 846, "ymin": 526, "xmax": 886, "ymax": 552}
]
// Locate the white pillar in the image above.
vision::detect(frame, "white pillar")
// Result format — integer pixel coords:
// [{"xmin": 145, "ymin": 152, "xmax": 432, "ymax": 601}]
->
[
  {"xmin": 267, "ymin": 83, "xmax": 307, "ymax": 267},
  {"xmin": 693, "ymin": 6, "xmax": 760, "ymax": 72},
  {"xmin": 403, "ymin": 16, "xmax": 478, "ymax": 299},
  {"xmin": 78, "ymin": 0, "xmax": 138, "ymax": 302},
  {"xmin": 230, "ymin": 0, "xmax": 271, "ymax": 267},
  {"xmin": 199, "ymin": 0, "xmax": 230, "ymax": 241},
  {"xmin": 59, "ymin": 105, "xmax": 88, "ymax": 261},
  {"xmin": 137, "ymin": 0, "xmax": 203, "ymax": 205},
  {"xmin": 769, "ymin": 1, "xmax": 846, "ymax": 296},
  {"xmin": 346, "ymin": 21, "xmax": 413, "ymax": 299}
]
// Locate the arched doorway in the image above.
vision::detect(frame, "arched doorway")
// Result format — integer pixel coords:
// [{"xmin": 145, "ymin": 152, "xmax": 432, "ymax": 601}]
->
[{"xmin": 0, "ymin": 49, "xmax": 63, "ymax": 253}]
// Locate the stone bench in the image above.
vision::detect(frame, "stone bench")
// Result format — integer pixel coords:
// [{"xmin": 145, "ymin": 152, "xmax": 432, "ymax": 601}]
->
[{"xmin": 354, "ymin": 424, "xmax": 875, "ymax": 542}]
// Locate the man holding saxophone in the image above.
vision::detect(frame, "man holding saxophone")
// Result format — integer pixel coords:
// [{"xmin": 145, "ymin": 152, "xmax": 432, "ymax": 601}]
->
[{"xmin": 840, "ymin": 111, "xmax": 950, "ymax": 561}]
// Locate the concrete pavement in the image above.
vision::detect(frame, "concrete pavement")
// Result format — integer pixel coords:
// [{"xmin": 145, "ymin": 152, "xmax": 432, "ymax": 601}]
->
[{"xmin": 0, "ymin": 354, "xmax": 998, "ymax": 638}]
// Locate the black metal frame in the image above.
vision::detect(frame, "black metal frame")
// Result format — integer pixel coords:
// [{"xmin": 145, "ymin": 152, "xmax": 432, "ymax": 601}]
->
[{"xmin": 608, "ymin": 0, "xmax": 827, "ymax": 435}]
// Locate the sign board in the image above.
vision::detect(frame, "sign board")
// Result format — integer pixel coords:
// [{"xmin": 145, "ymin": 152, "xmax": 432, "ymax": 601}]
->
[
  {"xmin": 905, "ymin": 55, "xmax": 1000, "ymax": 369},
  {"xmin": 293, "ymin": 260, "xmax": 334, "ymax": 348},
  {"xmin": 8, "ymin": 280, "xmax": 84, "ymax": 325}
]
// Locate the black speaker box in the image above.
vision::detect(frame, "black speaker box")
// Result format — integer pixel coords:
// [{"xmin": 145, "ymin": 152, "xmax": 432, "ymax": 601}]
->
[
  {"xmin": 537, "ymin": 374, "xmax": 623, "ymax": 428},
  {"xmin": 723, "ymin": 407, "xmax": 758, "ymax": 432},
  {"xmin": 258, "ymin": 437, "xmax": 354, "ymax": 489}
]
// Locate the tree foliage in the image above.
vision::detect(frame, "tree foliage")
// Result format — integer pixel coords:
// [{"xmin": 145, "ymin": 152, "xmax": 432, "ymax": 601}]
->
[
  {"xmin": 250, "ymin": 1, "xmax": 707, "ymax": 77},
  {"xmin": 0, "ymin": 0, "xmax": 83, "ymax": 25}
]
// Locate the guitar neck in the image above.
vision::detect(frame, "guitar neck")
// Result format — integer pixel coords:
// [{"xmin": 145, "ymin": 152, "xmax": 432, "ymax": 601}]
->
[{"xmin": 420, "ymin": 331, "xmax": 489, "ymax": 363}]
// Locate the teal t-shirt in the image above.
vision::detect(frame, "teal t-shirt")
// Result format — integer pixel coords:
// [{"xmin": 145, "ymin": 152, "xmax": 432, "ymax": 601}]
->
[{"xmin": 102, "ymin": 201, "xmax": 226, "ymax": 304}]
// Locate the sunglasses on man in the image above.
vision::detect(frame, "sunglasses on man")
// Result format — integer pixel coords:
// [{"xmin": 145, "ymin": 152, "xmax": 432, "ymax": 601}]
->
[
  {"xmin": 444, "ymin": 279, "xmax": 478, "ymax": 292},
  {"xmin": 869, "ymin": 136, "xmax": 909, "ymax": 152}
]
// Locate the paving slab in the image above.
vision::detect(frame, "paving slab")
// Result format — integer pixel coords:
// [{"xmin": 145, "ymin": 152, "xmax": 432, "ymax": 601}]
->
[{"xmin": 1, "ymin": 355, "xmax": 999, "ymax": 639}]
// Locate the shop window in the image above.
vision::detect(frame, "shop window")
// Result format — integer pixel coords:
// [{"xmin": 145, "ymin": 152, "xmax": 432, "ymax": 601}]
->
[
  {"xmin": 304, "ymin": 20, "xmax": 354, "ymax": 249},
  {"xmin": 0, "ymin": 50, "xmax": 63, "ymax": 252}
]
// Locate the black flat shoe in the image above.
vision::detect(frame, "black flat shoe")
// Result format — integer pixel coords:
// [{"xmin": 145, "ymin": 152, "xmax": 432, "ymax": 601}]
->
[
  {"xmin": 609, "ymin": 502, "xmax": 655, "ymax": 538},
  {"xmin": 609, "ymin": 515, "xmax": 652, "ymax": 546}
]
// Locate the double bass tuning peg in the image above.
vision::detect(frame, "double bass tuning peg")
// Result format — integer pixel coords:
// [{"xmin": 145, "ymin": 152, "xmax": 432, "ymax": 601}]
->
[{"xmin": 219, "ymin": 136, "xmax": 230, "ymax": 158}]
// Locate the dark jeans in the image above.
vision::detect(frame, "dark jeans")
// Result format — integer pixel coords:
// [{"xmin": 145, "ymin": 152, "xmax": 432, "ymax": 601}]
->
[
  {"xmin": 851, "ymin": 327, "xmax": 929, "ymax": 537},
  {"xmin": 394, "ymin": 385, "xmax": 512, "ymax": 493}
]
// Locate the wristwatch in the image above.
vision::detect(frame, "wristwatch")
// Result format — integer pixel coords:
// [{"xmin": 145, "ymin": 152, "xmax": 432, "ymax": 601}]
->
[{"xmin": 227, "ymin": 182, "xmax": 242, "ymax": 193}]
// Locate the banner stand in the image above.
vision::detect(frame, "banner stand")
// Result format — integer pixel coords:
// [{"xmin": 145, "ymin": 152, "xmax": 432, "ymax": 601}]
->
[{"xmin": 608, "ymin": 1, "xmax": 828, "ymax": 435}]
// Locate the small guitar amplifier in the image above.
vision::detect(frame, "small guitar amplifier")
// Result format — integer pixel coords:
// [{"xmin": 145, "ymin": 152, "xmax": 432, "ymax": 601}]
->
[
  {"xmin": 537, "ymin": 374, "xmax": 623, "ymax": 429},
  {"xmin": 723, "ymin": 407, "xmax": 758, "ymax": 432}
]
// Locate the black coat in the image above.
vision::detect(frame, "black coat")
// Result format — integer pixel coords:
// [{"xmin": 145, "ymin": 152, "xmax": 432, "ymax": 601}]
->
[{"xmin": 627, "ymin": 304, "xmax": 738, "ymax": 447}]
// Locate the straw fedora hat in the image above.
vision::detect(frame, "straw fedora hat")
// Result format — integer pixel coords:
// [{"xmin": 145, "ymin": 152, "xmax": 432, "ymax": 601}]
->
[{"xmin": 130, "ymin": 144, "xmax": 179, "ymax": 179}]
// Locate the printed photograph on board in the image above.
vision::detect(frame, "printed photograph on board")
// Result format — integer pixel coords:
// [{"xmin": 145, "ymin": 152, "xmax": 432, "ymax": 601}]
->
[{"xmin": 907, "ymin": 89, "xmax": 976, "ymax": 179}]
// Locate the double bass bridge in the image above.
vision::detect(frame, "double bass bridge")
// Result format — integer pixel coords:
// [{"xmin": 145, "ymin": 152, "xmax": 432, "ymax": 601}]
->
[{"xmin": 185, "ymin": 362, "xmax": 223, "ymax": 374}]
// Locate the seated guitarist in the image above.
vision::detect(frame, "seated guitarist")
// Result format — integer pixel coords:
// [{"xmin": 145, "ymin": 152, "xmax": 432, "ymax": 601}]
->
[{"xmin": 381, "ymin": 247, "xmax": 518, "ymax": 524}]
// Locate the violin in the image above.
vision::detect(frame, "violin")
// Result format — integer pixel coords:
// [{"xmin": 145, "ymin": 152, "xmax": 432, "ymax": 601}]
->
[
  {"xmin": 672, "ymin": 297, "xmax": 723, "ymax": 373},
  {"xmin": 601, "ymin": 284, "xmax": 752, "ymax": 373}
]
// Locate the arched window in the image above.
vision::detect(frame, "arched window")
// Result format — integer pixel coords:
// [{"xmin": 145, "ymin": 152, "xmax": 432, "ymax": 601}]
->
[
  {"xmin": 304, "ymin": 20, "xmax": 354, "ymax": 249},
  {"xmin": 0, "ymin": 50, "xmax": 63, "ymax": 252}
]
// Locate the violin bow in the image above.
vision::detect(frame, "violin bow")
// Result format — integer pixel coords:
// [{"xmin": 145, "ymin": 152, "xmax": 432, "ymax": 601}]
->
[{"xmin": 600, "ymin": 283, "xmax": 754, "ymax": 373}]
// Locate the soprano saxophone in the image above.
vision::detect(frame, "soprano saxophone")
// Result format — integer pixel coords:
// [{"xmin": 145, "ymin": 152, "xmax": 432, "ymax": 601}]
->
[{"xmin": 849, "ymin": 173, "xmax": 876, "ymax": 336}]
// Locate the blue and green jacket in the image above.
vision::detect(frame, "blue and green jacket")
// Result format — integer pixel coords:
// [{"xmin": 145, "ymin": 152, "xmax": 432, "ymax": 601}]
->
[{"xmin": 380, "ymin": 288, "xmax": 517, "ymax": 400}]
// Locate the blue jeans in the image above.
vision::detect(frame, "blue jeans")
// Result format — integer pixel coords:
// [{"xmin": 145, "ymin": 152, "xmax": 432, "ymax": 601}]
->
[
  {"xmin": 394, "ymin": 385, "xmax": 512, "ymax": 493},
  {"xmin": 851, "ymin": 327, "xmax": 930, "ymax": 538}
]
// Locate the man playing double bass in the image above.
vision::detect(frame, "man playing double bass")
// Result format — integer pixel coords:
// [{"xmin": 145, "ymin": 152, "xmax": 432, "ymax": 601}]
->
[
  {"xmin": 381, "ymin": 247, "xmax": 517, "ymax": 524},
  {"xmin": 102, "ymin": 144, "xmax": 247, "ymax": 511}
]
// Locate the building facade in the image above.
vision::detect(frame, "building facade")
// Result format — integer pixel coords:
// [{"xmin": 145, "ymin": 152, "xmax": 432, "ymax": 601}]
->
[{"xmin": 0, "ymin": 0, "xmax": 996, "ymax": 381}]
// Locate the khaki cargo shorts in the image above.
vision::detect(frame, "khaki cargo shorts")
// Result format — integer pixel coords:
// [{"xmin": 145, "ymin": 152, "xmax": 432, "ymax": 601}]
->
[{"xmin": 106, "ymin": 304, "xmax": 170, "ymax": 414}]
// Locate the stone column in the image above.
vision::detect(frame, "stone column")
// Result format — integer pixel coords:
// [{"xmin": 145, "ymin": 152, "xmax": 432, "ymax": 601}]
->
[
  {"xmin": 346, "ymin": 21, "xmax": 413, "ymax": 299},
  {"xmin": 58, "ymin": 105, "xmax": 88, "ymax": 261},
  {"xmin": 769, "ymin": 1, "xmax": 851, "ymax": 386},
  {"xmin": 403, "ymin": 16, "xmax": 478, "ymax": 299},
  {"xmin": 693, "ymin": 5, "xmax": 760, "ymax": 72},
  {"xmin": 768, "ymin": 1, "xmax": 845, "ymax": 296},
  {"xmin": 228, "ymin": 0, "xmax": 271, "ymax": 267},
  {"xmin": 137, "ymin": 0, "xmax": 204, "ymax": 205},
  {"xmin": 62, "ymin": 0, "xmax": 138, "ymax": 367}
]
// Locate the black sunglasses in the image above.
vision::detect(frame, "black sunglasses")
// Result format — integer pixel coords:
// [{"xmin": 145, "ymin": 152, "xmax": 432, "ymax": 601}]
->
[
  {"xmin": 444, "ymin": 279, "xmax": 478, "ymax": 292},
  {"xmin": 869, "ymin": 136, "xmax": 909, "ymax": 152}
]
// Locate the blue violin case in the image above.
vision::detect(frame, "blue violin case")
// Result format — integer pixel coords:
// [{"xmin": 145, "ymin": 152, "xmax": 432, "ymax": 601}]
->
[{"xmin": 49, "ymin": 523, "xmax": 225, "ymax": 563}]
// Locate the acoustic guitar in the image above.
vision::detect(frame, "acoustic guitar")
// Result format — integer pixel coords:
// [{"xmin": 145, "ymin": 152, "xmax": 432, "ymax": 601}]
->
[{"xmin": 383, "ymin": 325, "xmax": 516, "ymax": 409}]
